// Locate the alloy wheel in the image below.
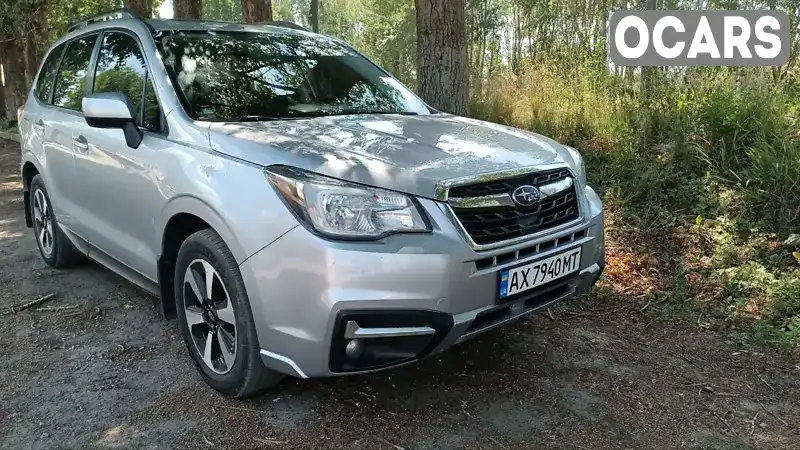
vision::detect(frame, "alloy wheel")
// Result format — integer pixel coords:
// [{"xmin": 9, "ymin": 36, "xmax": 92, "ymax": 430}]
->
[
  {"xmin": 183, "ymin": 259, "xmax": 237, "ymax": 374},
  {"xmin": 33, "ymin": 189, "xmax": 54, "ymax": 256}
]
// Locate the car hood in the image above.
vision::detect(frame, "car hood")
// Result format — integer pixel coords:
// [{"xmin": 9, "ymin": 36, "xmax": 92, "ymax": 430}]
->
[{"xmin": 208, "ymin": 114, "xmax": 575, "ymax": 199}]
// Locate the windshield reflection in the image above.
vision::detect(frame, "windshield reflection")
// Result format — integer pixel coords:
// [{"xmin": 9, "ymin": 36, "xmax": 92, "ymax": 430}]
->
[{"xmin": 158, "ymin": 30, "xmax": 432, "ymax": 121}]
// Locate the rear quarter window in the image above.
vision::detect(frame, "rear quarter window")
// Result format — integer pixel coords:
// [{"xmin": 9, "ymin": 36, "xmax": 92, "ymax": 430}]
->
[{"xmin": 34, "ymin": 43, "xmax": 66, "ymax": 104}]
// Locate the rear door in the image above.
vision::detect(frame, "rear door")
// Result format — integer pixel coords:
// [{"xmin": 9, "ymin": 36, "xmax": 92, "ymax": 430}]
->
[
  {"xmin": 18, "ymin": 42, "xmax": 78, "ymax": 228},
  {"xmin": 46, "ymin": 33, "xmax": 100, "ymax": 235}
]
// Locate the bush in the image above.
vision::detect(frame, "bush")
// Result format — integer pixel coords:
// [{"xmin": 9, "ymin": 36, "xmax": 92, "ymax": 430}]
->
[{"xmin": 471, "ymin": 64, "xmax": 800, "ymax": 353}]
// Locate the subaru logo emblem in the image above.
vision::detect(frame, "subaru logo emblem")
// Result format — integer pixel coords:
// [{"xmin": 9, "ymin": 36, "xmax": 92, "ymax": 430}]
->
[{"xmin": 511, "ymin": 185, "xmax": 540, "ymax": 207}]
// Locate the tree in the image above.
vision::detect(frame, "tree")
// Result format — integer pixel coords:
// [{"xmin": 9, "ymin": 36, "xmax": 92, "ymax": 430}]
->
[
  {"xmin": 415, "ymin": 0, "xmax": 469, "ymax": 115},
  {"xmin": 123, "ymin": 0, "xmax": 153, "ymax": 18},
  {"xmin": 242, "ymin": 0, "xmax": 273, "ymax": 23},
  {"xmin": 174, "ymin": 0, "xmax": 202, "ymax": 19},
  {"xmin": 204, "ymin": 0, "xmax": 241, "ymax": 21},
  {"xmin": 309, "ymin": 0, "xmax": 319, "ymax": 32},
  {"xmin": 361, "ymin": 0, "xmax": 416, "ymax": 87}
]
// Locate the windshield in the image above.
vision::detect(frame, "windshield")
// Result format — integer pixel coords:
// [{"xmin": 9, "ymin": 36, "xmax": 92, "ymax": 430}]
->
[{"xmin": 158, "ymin": 30, "xmax": 432, "ymax": 121}]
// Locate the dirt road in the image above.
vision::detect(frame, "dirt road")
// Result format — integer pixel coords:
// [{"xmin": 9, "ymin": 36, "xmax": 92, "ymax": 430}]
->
[{"xmin": 0, "ymin": 139, "xmax": 798, "ymax": 449}]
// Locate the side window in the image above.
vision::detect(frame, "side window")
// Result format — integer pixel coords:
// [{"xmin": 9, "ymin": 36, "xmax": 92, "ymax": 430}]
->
[
  {"xmin": 93, "ymin": 32, "xmax": 162, "ymax": 131},
  {"xmin": 53, "ymin": 34, "xmax": 98, "ymax": 110},
  {"xmin": 34, "ymin": 43, "xmax": 66, "ymax": 104},
  {"xmin": 143, "ymin": 78, "xmax": 161, "ymax": 130}
]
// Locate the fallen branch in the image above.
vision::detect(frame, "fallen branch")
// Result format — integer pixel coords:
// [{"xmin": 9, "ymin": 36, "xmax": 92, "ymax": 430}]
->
[
  {"xmin": 357, "ymin": 390, "xmax": 376, "ymax": 401},
  {"xmin": 36, "ymin": 305, "xmax": 78, "ymax": 312},
  {"xmin": 376, "ymin": 437, "xmax": 405, "ymax": 450},
  {"xmin": 757, "ymin": 374, "xmax": 775, "ymax": 392},
  {"xmin": 757, "ymin": 399, "xmax": 790, "ymax": 428},
  {"xmin": 489, "ymin": 436, "xmax": 508, "ymax": 449},
  {"xmin": 709, "ymin": 408, "xmax": 741, "ymax": 440},
  {"xmin": 749, "ymin": 412, "xmax": 759, "ymax": 435},
  {"xmin": 701, "ymin": 386, "xmax": 738, "ymax": 397},
  {"xmin": 254, "ymin": 437, "xmax": 288, "ymax": 446},
  {"xmin": 11, "ymin": 293, "xmax": 55, "ymax": 314}
]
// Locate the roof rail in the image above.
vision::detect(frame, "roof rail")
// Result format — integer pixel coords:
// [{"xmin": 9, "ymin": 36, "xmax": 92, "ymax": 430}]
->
[
  {"xmin": 257, "ymin": 21, "xmax": 312, "ymax": 32},
  {"xmin": 67, "ymin": 8, "xmax": 146, "ymax": 33}
]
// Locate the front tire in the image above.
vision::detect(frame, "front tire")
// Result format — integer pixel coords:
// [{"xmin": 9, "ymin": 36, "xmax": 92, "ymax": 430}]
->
[
  {"xmin": 29, "ymin": 175, "xmax": 83, "ymax": 268},
  {"xmin": 174, "ymin": 229, "xmax": 283, "ymax": 397}
]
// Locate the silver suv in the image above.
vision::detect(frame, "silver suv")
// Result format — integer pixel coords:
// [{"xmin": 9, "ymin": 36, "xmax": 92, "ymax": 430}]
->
[{"xmin": 19, "ymin": 11, "xmax": 605, "ymax": 397}]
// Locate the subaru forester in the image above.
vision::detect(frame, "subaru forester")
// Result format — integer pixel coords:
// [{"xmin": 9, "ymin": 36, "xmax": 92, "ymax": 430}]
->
[{"xmin": 18, "ymin": 10, "xmax": 604, "ymax": 397}]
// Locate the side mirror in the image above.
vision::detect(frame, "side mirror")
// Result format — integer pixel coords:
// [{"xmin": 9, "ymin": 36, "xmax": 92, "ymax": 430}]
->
[{"xmin": 82, "ymin": 92, "xmax": 143, "ymax": 149}]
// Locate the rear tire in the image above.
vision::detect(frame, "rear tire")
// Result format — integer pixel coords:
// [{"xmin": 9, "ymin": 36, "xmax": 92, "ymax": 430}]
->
[
  {"xmin": 29, "ymin": 175, "xmax": 83, "ymax": 268},
  {"xmin": 174, "ymin": 229, "xmax": 284, "ymax": 398}
]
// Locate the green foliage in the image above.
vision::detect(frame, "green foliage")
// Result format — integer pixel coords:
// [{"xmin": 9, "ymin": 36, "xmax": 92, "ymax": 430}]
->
[
  {"xmin": 202, "ymin": 0, "xmax": 242, "ymax": 21},
  {"xmin": 471, "ymin": 60, "xmax": 800, "ymax": 352},
  {"xmin": 359, "ymin": 0, "xmax": 416, "ymax": 87},
  {"xmin": 47, "ymin": 0, "xmax": 123, "ymax": 40}
]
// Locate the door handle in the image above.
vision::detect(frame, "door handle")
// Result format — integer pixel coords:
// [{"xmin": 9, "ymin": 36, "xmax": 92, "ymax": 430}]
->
[
  {"xmin": 34, "ymin": 119, "xmax": 45, "ymax": 135},
  {"xmin": 73, "ymin": 135, "xmax": 89, "ymax": 152}
]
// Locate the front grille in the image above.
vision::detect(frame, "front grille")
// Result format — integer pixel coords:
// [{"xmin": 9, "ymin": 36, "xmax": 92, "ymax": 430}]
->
[{"xmin": 449, "ymin": 168, "xmax": 580, "ymax": 247}]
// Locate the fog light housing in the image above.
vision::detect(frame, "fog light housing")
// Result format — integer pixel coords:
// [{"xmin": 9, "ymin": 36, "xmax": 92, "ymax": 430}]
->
[{"xmin": 329, "ymin": 310, "xmax": 453, "ymax": 373}]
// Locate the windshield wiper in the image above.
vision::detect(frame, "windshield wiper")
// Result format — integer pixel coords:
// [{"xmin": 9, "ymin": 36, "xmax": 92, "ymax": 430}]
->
[
  {"xmin": 237, "ymin": 114, "xmax": 280, "ymax": 122},
  {"xmin": 288, "ymin": 109, "xmax": 420, "ymax": 118},
  {"xmin": 343, "ymin": 110, "xmax": 419, "ymax": 116}
]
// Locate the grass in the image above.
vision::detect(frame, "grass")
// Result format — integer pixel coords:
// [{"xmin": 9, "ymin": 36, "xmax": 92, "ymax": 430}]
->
[{"xmin": 472, "ymin": 64, "xmax": 800, "ymax": 357}]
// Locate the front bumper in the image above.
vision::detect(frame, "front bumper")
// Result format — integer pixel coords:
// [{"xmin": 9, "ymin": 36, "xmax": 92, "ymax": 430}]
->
[{"xmin": 239, "ymin": 186, "xmax": 605, "ymax": 378}]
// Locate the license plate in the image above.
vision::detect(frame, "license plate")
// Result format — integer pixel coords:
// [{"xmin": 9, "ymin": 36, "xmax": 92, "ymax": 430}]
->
[{"xmin": 498, "ymin": 247, "xmax": 582, "ymax": 300}]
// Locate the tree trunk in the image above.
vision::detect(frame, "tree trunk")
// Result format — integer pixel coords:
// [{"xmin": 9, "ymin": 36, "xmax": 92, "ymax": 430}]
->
[
  {"xmin": 0, "ymin": 62, "xmax": 6, "ymax": 120},
  {"xmin": 0, "ymin": 42, "xmax": 30, "ymax": 116},
  {"xmin": 23, "ymin": 34, "xmax": 45, "ymax": 88},
  {"xmin": 174, "ymin": 0, "xmax": 202, "ymax": 19},
  {"xmin": 123, "ymin": 0, "xmax": 153, "ymax": 19},
  {"xmin": 242, "ymin": 0, "xmax": 273, "ymax": 23},
  {"xmin": 415, "ymin": 0, "xmax": 469, "ymax": 116},
  {"xmin": 309, "ymin": 0, "xmax": 320, "ymax": 32}
]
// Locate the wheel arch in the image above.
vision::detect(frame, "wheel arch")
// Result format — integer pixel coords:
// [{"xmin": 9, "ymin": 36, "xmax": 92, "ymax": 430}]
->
[
  {"xmin": 22, "ymin": 160, "xmax": 41, "ymax": 228},
  {"xmin": 157, "ymin": 196, "xmax": 247, "ymax": 319}
]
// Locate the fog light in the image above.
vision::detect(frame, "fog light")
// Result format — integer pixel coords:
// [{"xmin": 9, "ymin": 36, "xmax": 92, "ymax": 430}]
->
[{"xmin": 345, "ymin": 339, "xmax": 364, "ymax": 359}]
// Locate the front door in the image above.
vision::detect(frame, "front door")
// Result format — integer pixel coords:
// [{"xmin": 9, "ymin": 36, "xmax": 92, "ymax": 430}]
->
[{"xmin": 71, "ymin": 30, "xmax": 166, "ymax": 281}]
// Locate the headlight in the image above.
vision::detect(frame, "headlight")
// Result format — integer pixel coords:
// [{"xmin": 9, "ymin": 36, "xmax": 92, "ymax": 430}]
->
[
  {"xmin": 564, "ymin": 145, "xmax": 587, "ymax": 187},
  {"xmin": 265, "ymin": 166, "xmax": 431, "ymax": 239}
]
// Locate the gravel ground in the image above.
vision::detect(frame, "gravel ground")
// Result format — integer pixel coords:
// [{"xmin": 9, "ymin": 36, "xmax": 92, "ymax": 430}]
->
[{"xmin": 0, "ymin": 139, "xmax": 798, "ymax": 449}]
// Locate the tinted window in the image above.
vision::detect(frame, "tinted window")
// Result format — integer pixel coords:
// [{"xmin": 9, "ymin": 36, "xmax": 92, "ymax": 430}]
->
[
  {"xmin": 53, "ymin": 34, "xmax": 98, "ymax": 110},
  {"xmin": 35, "ymin": 43, "xmax": 65, "ymax": 104},
  {"xmin": 158, "ymin": 31, "xmax": 430, "ymax": 121},
  {"xmin": 93, "ymin": 32, "xmax": 161, "ymax": 130}
]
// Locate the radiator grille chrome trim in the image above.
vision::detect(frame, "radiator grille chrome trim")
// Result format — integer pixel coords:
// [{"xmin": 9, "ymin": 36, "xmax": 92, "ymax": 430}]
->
[
  {"xmin": 447, "ymin": 192, "xmax": 516, "ymax": 209},
  {"xmin": 448, "ymin": 176, "xmax": 574, "ymax": 209},
  {"xmin": 436, "ymin": 164, "xmax": 585, "ymax": 251}
]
